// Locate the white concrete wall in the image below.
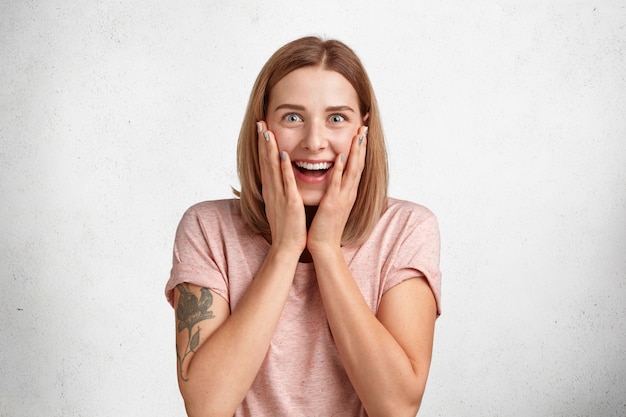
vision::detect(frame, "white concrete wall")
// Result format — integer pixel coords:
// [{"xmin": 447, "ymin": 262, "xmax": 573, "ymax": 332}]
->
[{"xmin": 1, "ymin": 1, "xmax": 625, "ymax": 416}]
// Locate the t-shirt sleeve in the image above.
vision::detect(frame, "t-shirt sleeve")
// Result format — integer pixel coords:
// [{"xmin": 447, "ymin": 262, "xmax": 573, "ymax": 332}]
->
[
  {"xmin": 164, "ymin": 205, "xmax": 229, "ymax": 307},
  {"xmin": 384, "ymin": 207, "xmax": 442, "ymax": 315}
]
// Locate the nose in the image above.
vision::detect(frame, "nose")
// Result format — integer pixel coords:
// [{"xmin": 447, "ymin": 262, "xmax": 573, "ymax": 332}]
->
[{"xmin": 299, "ymin": 121, "xmax": 327, "ymax": 152}]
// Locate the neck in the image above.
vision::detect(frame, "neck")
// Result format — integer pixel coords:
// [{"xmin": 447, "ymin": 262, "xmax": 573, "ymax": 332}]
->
[
  {"xmin": 299, "ymin": 206, "xmax": 318, "ymax": 263},
  {"xmin": 304, "ymin": 205, "xmax": 318, "ymax": 230}
]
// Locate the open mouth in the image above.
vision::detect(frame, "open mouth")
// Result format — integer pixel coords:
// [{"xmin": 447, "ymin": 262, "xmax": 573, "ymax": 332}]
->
[{"xmin": 293, "ymin": 161, "xmax": 333, "ymax": 178}]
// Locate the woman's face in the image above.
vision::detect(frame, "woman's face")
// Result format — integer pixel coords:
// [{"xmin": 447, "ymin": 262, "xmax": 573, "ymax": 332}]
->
[{"xmin": 266, "ymin": 66, "xmax": 367, "ymax": 206}]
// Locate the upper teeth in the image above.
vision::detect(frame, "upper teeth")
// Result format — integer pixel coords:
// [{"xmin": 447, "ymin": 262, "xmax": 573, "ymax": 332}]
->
[{"xmin": 295, "ymin": 161, "xmax": 332, "ymax": 170}]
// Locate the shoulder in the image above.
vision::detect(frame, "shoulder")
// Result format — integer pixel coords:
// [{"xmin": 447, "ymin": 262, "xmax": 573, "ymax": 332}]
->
[
  {"xmin": 382, "ymin": 197, "xmax": 438, "ymax": 228},
  {"xmin": 177, "ymin": 199, "xmax": 245, "ymax": 235},
  {"xmin": 365, "ymin": 197, "xmax": 441, "ymax": 254},
  {"xmin": 181, "ymin": 199, "xmax": 242, "ymax": 223},
  {"xmin": 184, "ymin": 198, "xmax": 240, "ymax": 216},
  {"xmin": 358, "ymin": 197, "xmax": 440, "ymax": 252}
]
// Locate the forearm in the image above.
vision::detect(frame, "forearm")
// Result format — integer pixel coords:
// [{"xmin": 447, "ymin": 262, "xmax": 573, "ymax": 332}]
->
[
  {"xmin": 311, "ymin": 247, "xmax": 425, "ymax": 417},
  {"xmin": 181, "ymin": 248, "xmax": 300, "ymax": 417}
]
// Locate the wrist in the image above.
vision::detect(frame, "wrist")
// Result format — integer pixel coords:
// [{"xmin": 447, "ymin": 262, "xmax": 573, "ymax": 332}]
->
[
  {"xmin": 267, "ymin": 244, "xmax": 304, "ymax": 265},
  {"xmin": 307, "ymin": 241, "xmax": 342, "ymax": 261}
]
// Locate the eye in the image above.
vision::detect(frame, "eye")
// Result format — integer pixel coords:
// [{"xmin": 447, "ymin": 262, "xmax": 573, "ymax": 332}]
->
[
  {"xmin": 329, "ymin": 114, "xmax": 346, "ymax": 123},
  {"xmin": 284, "ymin": 113, "xmax": 303, "ymax": 123}
]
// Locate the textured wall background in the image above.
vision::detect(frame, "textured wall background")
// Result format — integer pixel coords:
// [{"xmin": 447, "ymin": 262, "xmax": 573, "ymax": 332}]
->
[{"xmin": 1, "ymin": 1, "xmax": 625, "ymax": 416}]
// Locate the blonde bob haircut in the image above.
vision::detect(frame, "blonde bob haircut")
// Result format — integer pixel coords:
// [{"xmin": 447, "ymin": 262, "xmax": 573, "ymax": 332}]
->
[{"xmin": 235, "ymin": 36, "xmax": 389, "ymax": 246}]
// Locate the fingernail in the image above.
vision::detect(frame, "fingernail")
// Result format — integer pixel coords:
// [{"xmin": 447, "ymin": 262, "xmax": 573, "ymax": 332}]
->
[
  {"xmin": 364, "ymin": 126, "xmax": 369, "ymax": 136},
  {"xmin": 280, "ymin": 151, "xmax": 286, "ymax": 161},
  {"xmin": 256, "ymin": 122, "xmax": 262, "ymax": 132},
  {"xmin": 358, "ymin": 135, "xmax": 364, "ymax": 145},
  {"xmin": 340, "ymin": 154, "xmax": 345, "ymax": 163},
  {"xmin": 263, "ymin": 131, "xmax": 269, "ymax": 142}
]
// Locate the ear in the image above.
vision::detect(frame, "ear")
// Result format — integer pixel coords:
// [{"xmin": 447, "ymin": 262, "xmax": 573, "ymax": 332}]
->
[{"xmin": 362, "ymin": 112, "xmax": 370, "ymax": 124}]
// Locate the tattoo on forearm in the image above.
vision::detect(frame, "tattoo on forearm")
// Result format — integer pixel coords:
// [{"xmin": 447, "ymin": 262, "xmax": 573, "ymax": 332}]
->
[{"xmin": 176, "ymin": 283, "xmax": 215, "ymax": 381}]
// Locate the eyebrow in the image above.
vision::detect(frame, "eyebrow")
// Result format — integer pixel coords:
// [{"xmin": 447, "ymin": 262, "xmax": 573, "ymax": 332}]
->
[{"xmin": 274, "ymin": 104, "xmax": 356, "ymax": 113}]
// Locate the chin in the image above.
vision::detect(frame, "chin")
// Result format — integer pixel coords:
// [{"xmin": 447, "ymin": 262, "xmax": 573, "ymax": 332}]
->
[{"xmin": 299, "ymin": 191, "xmax": 324, "ymax": 206}]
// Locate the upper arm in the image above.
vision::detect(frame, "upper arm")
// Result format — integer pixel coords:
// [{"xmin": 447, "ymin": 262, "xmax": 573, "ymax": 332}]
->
[
  {"xmin": 174, "ymin": 283, "xmax": 230, "ymax": 382},
  {"xmin": 377, "ymin": 277, "xmax": 437, "ymax": 386}
]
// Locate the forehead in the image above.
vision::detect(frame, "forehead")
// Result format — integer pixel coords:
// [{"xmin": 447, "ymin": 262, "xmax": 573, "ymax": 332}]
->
[{"xmin": 268, "ymin": 66, "xmax": 358, "ymax": 107}]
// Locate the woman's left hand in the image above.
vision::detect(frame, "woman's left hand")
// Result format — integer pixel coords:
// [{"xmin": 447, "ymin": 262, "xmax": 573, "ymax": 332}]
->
[{"xmin": 307, "ymin": 126, "xmax": 368, "ymax": 253}]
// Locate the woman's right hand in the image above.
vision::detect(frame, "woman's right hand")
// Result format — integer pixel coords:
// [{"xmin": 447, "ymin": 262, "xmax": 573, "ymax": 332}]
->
[{"xmin": 257, "ymin": 121, "xmax": 307, "ymax": 256}]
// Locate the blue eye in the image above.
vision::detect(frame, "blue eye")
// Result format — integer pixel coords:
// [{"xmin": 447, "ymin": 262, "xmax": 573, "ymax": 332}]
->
[
  {"xmin": 329, "ymin": 114, "xmax": 346, "ymax": 123},
  {"xmin": 284, "ymin": 113, "xmax": 302, "ymax": 122}
]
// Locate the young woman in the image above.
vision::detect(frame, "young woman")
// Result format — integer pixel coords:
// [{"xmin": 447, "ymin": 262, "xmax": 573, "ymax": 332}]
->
[{"xmin": 166, "ymin": 36, "xmax": 442, "ymax": 417}]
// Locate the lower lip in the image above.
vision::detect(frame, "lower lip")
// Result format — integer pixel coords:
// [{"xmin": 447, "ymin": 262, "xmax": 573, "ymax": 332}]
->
[{"xmin": 292, "ymin": 164, "xmax": 332, "ymax": 184}]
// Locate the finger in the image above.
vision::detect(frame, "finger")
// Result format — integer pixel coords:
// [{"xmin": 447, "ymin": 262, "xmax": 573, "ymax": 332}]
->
[
  {"xmin": 279, "ymin": 150, "xmax": 299, "ymax": 199},
  {"xmin": 342, "ymin": 126, "xmax": 368, "ymax": 189},
  {"xmin": 257, "ymin": 123, "xmax": 283, "ymax": 191},
  {"xmin": 258, "ymin": 127, "xmax": 285, "ymax": 212},
  {"xmin": 257, "ymin": 121, "xmax": 272, "ymax": 189},
  {"xmin": 326, "ymin": 153, "xmax": 345, "ymax": 197},
  {"xmin": 264, "ymin": 129, "xmax": 285, "ymax": 194}
]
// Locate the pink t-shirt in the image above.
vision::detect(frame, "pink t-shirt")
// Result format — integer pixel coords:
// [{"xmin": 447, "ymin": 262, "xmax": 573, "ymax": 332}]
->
[{"xmin": 166, "ymin": 198, "xmax": 441, "ymax": 416}]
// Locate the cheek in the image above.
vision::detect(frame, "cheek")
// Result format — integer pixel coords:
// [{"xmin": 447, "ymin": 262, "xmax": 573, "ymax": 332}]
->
[
  {"xmin": 268, "ymin": 126, "xmax": 292, "ymax": 151},
  {"xmin": 335, "ymin": 131, "xmax": 355, "ymax": 154}
]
